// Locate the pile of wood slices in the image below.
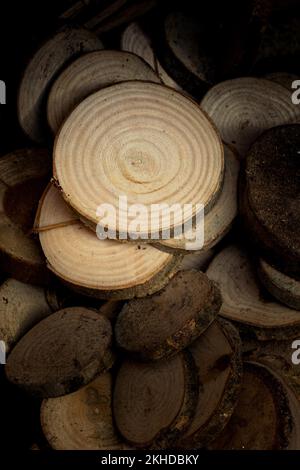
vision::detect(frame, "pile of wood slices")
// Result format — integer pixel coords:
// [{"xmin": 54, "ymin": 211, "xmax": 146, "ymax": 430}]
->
[{"xmin": 1, "ymin": 3, "xmax": 300, "ymax": 451}]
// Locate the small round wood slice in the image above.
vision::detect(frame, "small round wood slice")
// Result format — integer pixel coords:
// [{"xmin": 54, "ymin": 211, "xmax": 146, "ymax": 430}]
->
[
  {"xmin": 201, "ymin": 77, "xmax": 300, "ymax": 157},
  {"xmin": 47, "ymin": 50, "xmax": 160, "ymax": 135},
  {"xmin": 53, "ymin": 81, "xmax": 224, "ymax": 239},
  {"xmin": 179, "ymin": 249, "xmax": 215, "ymax": 272},
  {"xmin": 244, "ymin": 124, "xmax": 300, "ymax": 278},
  {"xmin": 115, "ymin": 270, "xmax": 222, "ymax": 361},
  {"xmin": 35, "ymin": 184, "xmax": 180, "ymax": 300},
  {"xmin": 18, "ymin": 27, "xmax": 103, "ymax": 143},
  {"xmin": 41, "ymin": 372, "xmax": 130, "ymax": 450},
  {"xmin": 264, "ymin": 72, "xmax": 299, "ymax": 90},
  {"xmin": 158, "ymin": 144, "xmax": 239, "ymax": 252},
  {"xmin": 179, "ymin": 319, "xmax": 242, "ymax": 449},
  {"xmin": 209, "ymin": 362, "xmax": 293, "ymax": 450},
  {"xmin": 0, "ymin": 148, "xmax": 51, "ymax": 285},
  {"xmin": 257, "ymin": 258, "xmax": 300, "ymax": 310},
  {"xmin": 206, "ymin": 245, "xmax": 300, "ymax": 338},
  {"xmin": 5, "ymin": 307, "xmax": 114, "ymax": 398},
  {"xmin": 0, "ymin": 278, "xmax": 60, "ymax": 353},
  {"xmin": 113, "ymin": 351, "xmax": 198, "ymax": 448}
]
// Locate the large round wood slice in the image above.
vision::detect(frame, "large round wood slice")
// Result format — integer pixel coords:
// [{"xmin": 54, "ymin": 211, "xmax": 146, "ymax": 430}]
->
[
  {"xmin": 113, "ymin": 352, "xmax": 198, "ymax": 448},
  {"xmin": 115, "ymin": 270, "xmax": 222, "ymax": 361},
  {"xmin": 158, "ymin": 144, "xmax": 239, "ymax": 252},
  {"xmin": 41, "ymin": 373, "xmax": 130, "ymax": 450},
  {"xmin": 179, "ymin": 319, "xmax": 242, "ymax": 449},
  {"xmin": 5, "ymin": 307, "xmax": 114, "ymax": 397},
  {"xmin": 47, "ymin": 50, "xmax": 160, "ymax": 135},
  {"xmin": 53, "ymin": 81, "xmax": 224, "ymax": 239},
  {"xmin": 257, "ymin": 258, "xmax": 300, "ymax": 310},
  {"xmin": 179, "ymin": 249, "xmax": 215, "ymax": 272},
  {"xmin": 17, "ymin": 27, "xmax": 103, "ymax": 143},
  {"xmin": 206, "ymin": 245, "xmax": 300, "ymax": 340},
  {"xmin": 201, "ymin": 77, "xmax": 300, "ymax": 157},
  {"xmin": 244, "ymin": 124, "xmax": 300, "ymax": 278},
  {"xmin": 0, "ymin": 148, "xmax": 51, "ymax": 285},
  {"xmin": 0, "ymin": 278, "xmax": 60, "ymax": 353},
  {"xmin": 209, "ymin": 362, "xmax": 293, "ymax": 450},
  {"xmin": 35, "ymin": 184, "xmax": 180, "ymax": 300}
]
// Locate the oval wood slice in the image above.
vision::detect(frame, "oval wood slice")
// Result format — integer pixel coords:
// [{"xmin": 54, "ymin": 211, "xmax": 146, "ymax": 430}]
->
[
  {"xmin": 201, "ymin": 77, "xmax": 300, "ymax": 157},
  {"xmin": 0, "ymin": 148, "xmax": 51, "ymax": 284},
  {"xmin": 35, "ymin": 184, "xmax": 180, "ymax": 300},
  {"xmin": 47, "ymin": 50, "xmax": 160, "ymax": 135},
  {"xmin": 258, "ymin": 258, "xmax": 300, "ymax": 310},
  {"xmin": 179, "ymin": 319, "xmax": 242, "ymax": 449},
  {"xmin": 244, "ymin": 124, "xmax": 300, "ymax": 278},
  {"xmin": 113, "ymin": 351, "xmax": 198, "ymax": 448},
  {"xmin": 0, "ymin": 278, "xmax": 59, "ymax": 353},
  {"xmin": 264, "ymin": 72, "xmax": 299, "ymax": 90},
  {"xmin": 179, "ymin": 249, "xmax": 215, "ymax": 272},
  {"xmin": 5, "ymin": 307, "xmax": 114, "ymax": 397},
  {"xmin": 158, "ymin": 144, "xmax": 239, "ymax": 252},
  {"xmin": 209, "ymin": 362, "xmax": 293, "ymax": 450},
  {"xmin": 115, "ymin": 270, "xmax": 222, "ymax": 361},
  {"xmin": 53, "ymin": 81, "xmax": 224, "ymax": 238},
  {"xmin": 18, "ymin": 27, "xmax": 103, "ymax": 143},
  {"xmin": 206, "ymin": 246, "xmax": 300, "ymax": 339},
  {"xmin": 41, "ymin": 372, "xmax": 130, "ymax": 450}
]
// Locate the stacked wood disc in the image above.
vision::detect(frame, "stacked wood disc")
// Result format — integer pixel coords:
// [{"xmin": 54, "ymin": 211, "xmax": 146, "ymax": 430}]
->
[{"xmin": 0, "ymin": 148, "xmax": 51, "ymax": 284}]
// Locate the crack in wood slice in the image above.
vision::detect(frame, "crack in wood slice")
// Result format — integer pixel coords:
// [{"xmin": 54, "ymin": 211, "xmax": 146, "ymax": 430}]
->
[
  {"xmin": 209, "ymin": 362, "xmax": 293, "ymax": 450},
  {"xmin": 5, "ymin": 307, "xmax": 114, "ymax": 398},
  {"xmin": 17, "ymin": 27, "xmax": 103, "ymax": 143},
  {"xmin": 41, "ymin": 372, "xmax": 131, "ymax": 450},
  {"xmin": 158, "ymin": 144, "xmax": 239, "ymax": 252},
  {"xmin": 36, "ymin": 184, "xmax": 181, "ymax": 299},
  {"xmin": 53, "ymin": 81, "xmax": 224, "ymax": 239},
  {"xmin": 0, "ymin": 148, "xmax": 51, "ymax": 285},
  {"xmin": 115, "ymin": 270, "xmax": 222, "ymax": 361},
  {"xmin": 179, "ymin": 319, "xmax": 242, "ymax": 449},
  {"xmin": 47, "ymin": 50, "xmax": 161, "ymax": 135},
  {"xmin": 206, "ymin": 245, "xmax": 300, "ymax": 335},
  {"xmin": 113, "ymin": 351, "xmax": 198, "ymax": 448},
  {"xmin": 201, "ymin": 77, "xmax": 300, "ymax": 157}
]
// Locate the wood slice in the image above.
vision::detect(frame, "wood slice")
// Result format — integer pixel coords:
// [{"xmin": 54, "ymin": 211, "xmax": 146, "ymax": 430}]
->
[
  {"xmin": 41, "ymin": 373, "xmax": 130, "ymax": 450},
  {"xmin": 17, "ymin": 27, "xmax": 103, "ymax": 143},
  {"xmin": 47, "ymin": 50, "xmax": 160, "ymax": 135},
  {"xmin": 179, "ymin": 319, "xmax": 242, "ymax": 449},
  {"xmin": 53, "ymin": 81, "xmax": 224, "ymax": 239},
  {"xmin": 0, "ymin": 148, "xmax": 51, "ymax": 285},
  {"xmin": 179, "ymin": 249, "xmax": 215, "ymax": 272},
  {"xmin": 244, "ymin": 124, "xmax": 300, "ymax": 278},
  {"xmin": 5, "ymin": 307, "xmax": 114, "ymax": 398},
  {"xmin": 209, "ymin": 362, "xmax": 293, "ymax": 450},
  {"xmin": 206, "ymin": 245, "xmax": 300, "ymax": 337},
  {"xmin": 158, "ymin": 144, "xmax": 239, "ymax": 252},
  {"xmin": 257, "ymin": 258, "xmax": 300, "ymax": 310},
  {"xmin": 115, "ymin": 270, "xmax": 222, "ymax": 361},
  {"xmin": 0, "ymin": 278, "xmax": 59, "ymax": 353},
  {"xmin": 264, "ymin": 72, "xmax": 299, "ymax": 90},
  {"xmin": 201, "ymin": 77, "xmax": 300, "ymax": 157},
  {"xmin": 35, "ymin": 184, "xmax": 181, "ymax": 300},
  {"xmin": 113, "ymin": 351, "xmax": 198, "ymax": 448}
]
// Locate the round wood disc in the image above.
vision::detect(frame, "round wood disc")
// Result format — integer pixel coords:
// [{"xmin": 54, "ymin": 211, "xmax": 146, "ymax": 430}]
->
[
  {"xmin": 113, "ymin": 351, "xmax": 198, "ymax": 448},
  {"xmin": 115, "ymin": 270, "xmax": 222, "ymax": 361},
  {"xmin": 35, "ymin": 184, "xmax": 180, "ymax": 300},
  {"xmin": 201, "ymin": 77, "xmax": 300, "ymax": 157},
  {"xmin": 41, "ymin": 373, "xmax": 130, "ymax": 450},
  {"xmin": 47, "ymin": 50, "xmax": 161, "ymax": 135},
  {"xmin": 18, "ymin": 27, "xmax": 103, "ymax": 143},
  {"xmin": 179, "ymin": 319, "xmax": 242, "ymax": 449},
  {"xmin": 209, "ymin": 362, "xmax": 293, "ymax": 450},
  {"xmin": 0, "ymin": 148, "xmax": 51, "ymax": 285},
  {"xmin": 53, "ymin": 81, "xmax": 224, "ymax": 238},
  {"xmin": 5, "ymin": 307, "xmax": 114, "ymax": 397},
  {"xmin": 257, "ymin": 258, "xmax": 300, "ymax": 310},
  {"xmin": 206, "ymin": 245, "xmax": 300, "ymax": 333},
  {"xmin": 245, "ymin": 124, "xmax": 300, "ymax": 278},
  {"xmin": 158, "ymin": 144, "xmax": 239, "ymax": 252}
]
